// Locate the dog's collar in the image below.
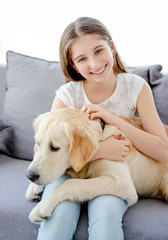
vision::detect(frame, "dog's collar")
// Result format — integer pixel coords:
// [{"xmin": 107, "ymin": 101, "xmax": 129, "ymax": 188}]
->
[{"xmin": 100, "ymin": 118, "xmax": 106, "ymax": 131}]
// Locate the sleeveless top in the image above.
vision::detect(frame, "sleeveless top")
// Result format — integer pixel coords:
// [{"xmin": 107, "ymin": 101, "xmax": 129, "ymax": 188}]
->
[{"xmin": 56, "ymin": 73, "xmax": 145, "ymax": 118}]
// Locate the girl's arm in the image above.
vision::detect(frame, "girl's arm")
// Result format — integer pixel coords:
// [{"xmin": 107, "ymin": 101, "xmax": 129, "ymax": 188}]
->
[
  {"xmin": 51, "ymin": 96, "xmax": 67, "ymax": 111},
  {"xmin": 82, "ymin": 83, "xmax": 168, "ymax": 163},
  {"xmin": 88, "ymin": 136, "xmax": 130, "ymax": 162}
]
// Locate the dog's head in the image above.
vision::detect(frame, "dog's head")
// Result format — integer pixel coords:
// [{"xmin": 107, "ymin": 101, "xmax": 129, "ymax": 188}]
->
[{"xmin": 26, "ymin": 108, "xmax": 100, "ymax": 185}]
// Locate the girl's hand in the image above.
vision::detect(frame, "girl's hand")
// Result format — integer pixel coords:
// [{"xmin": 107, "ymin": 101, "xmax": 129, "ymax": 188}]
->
[
  {"xmin": 81, "ymin": 104, "xmax": 130, "ymax": 162},
  {"xmin": 89, "ymin": 136, "xmax": 130, "ymax": 162},
  {"xmin": 81, "ymin": 104, "xmax": 115, "ymax": 125}
]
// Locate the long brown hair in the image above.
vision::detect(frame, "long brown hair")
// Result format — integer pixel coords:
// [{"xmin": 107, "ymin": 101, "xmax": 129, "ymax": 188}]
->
[{"xmin": 59, "ymin": 17, "xmax": 127, "ymax": 82}]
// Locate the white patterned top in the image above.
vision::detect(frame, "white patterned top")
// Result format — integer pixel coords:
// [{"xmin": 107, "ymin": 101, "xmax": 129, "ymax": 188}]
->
[{"xmin": 56, "ymin": 73, "xmax": 145, "ymax": 118}]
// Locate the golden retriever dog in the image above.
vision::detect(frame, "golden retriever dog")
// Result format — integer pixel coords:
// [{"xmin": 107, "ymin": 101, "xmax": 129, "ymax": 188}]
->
[{"xmin": 26, "ymin": 108, "xmax": 168, "ymax": 224}]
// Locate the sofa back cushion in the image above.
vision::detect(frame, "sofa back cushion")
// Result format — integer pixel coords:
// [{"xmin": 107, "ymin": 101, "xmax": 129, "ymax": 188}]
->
[
  {"xmin": 0, "ymin": 65, "xmax": 7, "ymax": 118},
  {"xmin": 148, "ymin": 67, "xmax": 168, "ymax": 125},
  {"xmin": 0, "ymin": 51, "xmax": 65, "ymax": 160},
  {"xmin": 129, "ymin": 65, "xmax": 168, "ymax": 125}
]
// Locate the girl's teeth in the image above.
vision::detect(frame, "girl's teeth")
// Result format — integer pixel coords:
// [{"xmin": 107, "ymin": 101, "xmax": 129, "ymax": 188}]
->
[{"xmin": 93, "ymin": 66, "xmax": 105, "ymax": 74}]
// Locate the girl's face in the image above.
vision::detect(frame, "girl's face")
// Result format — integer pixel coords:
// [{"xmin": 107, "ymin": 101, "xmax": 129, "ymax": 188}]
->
[{"xmin": 71, "ymin": 34, "xmax": 115, "ymax": 83}]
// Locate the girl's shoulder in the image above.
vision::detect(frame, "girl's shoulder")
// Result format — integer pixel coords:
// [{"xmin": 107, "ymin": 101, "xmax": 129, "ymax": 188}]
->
[
  {"xmin": 118, "ymin": 72, "xmax": 146, "ymax": 84},
  {"xmin": 117, "ymin": 73, "xmax": 146, "ymax": 92},
  {"xmin": 55, "ymin": 81, "xmax": 84, "ymax": 108},
  {"xmin": 117, "ymin": 73, "xmax": 146, "ymax": 109},
  {"xmin": 58, "ymin": 80, "xmax": 82, "ymax": 92}
]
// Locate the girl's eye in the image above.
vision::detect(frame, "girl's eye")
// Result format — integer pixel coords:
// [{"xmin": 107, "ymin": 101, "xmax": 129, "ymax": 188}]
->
[
  {"xmin": 78, "ymin": 57, "xmax": 86, "ymax": 63},
  {"xmin": 95, "ymin": 49, "xmax": 103, "ymax": 54}
]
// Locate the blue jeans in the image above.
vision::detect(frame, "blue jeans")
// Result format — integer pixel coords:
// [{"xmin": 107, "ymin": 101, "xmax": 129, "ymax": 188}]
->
[{"xmin": 37, "ymin": 175, "xmax": 128, "ymax": 240}]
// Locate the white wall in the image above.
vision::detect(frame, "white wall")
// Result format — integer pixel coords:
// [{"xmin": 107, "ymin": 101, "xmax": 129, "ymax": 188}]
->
[{"xmin": 0, "ymin": 0, "xmax": 168, "ymax": 71}]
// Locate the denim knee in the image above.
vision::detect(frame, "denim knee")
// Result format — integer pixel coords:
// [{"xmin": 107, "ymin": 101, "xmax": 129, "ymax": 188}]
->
[
  {"xmin": 37, "ymin": 175, "xmax": 81, "ymax": 240},
  {"xmin": 88, "ymin": 195, "xmax": 128, "ymax": 240}
]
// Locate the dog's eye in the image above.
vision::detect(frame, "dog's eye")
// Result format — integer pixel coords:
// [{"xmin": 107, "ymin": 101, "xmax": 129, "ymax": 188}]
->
[{"xmin": 50, "ymin": 145, "xmax": 60, "ymax": 152}]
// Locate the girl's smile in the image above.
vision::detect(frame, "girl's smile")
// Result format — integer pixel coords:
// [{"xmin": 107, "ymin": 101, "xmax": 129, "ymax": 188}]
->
[{"xmin": 90, "ymin": 64, "xmax": 107, "ymax": 75}]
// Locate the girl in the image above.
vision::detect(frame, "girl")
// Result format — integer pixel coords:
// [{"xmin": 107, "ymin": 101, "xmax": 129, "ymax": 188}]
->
[{"xmin": 37, "ymin": 17, "xmax": 168, "ymax": 240}]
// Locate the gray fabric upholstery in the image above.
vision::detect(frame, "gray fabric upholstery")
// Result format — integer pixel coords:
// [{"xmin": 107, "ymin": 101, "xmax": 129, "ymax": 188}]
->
[
  {"xmin": 0, "ymin": 119, "xmax": 9, "ymax": 131},
  {"xmin": 0, "ymin": 51, "xmax": 65, "ymax": 160},
  {"xmin": 0, "ymin": 64, "xmax": 7, "ymax": 118},
  {"xmin": 129, "ymin": 64, "xmax": 162, "ymax": 82},
  {"xmin": 130, "ymin": 64, "xmax": 168, "ymax": 124},
  {"xmin": 149, "ymin": 68, "xmax": 168, "ymax": 124},
  {"xmin": 123, "ymin": 199, "xmax": 168, "ymax": 240},
  {"xmin": 0, "ymin": 154, "xmax": 38, "ymax": 240}
]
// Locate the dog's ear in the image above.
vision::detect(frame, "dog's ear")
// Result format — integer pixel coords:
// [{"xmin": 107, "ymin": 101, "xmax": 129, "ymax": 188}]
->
[
  {"xmin": 68, "ymin": 128, "xmax": 97, "ymax": 172},
  {"xmin": 33, "ymin": 116, "xmax": 41, "ymax": 133},
  {"xmin": 33, "ymin": 112, "xmax": 51, "ymax": 133}
]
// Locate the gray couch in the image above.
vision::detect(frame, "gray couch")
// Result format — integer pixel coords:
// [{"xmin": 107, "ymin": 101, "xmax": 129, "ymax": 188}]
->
[{"xmin": 1, "ymin": 50, "xmax": 168, "ymax": 240}]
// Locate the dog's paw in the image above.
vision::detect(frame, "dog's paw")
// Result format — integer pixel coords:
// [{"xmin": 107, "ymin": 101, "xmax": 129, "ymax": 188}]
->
[
  {"xmin": 126, "ymin": 192, "xmax": 138, "ymax": 206},
  {"xmin": 29, "ymin": 198, "xmax": 54, "ymax": 224},
  {"xmin": 107, "ymin": 125, "xmax": 125, "ymax": 139},
  {"xmin": 112, "ymin": 127, "xmax": 125, "ymax": 139},
  {"xmin": 160, "ymin": 182, "xmax": 168, "ymax": 201},
  {"xmin": 26, "ymin": 183, "xmax": 44, "ymax": 202}
]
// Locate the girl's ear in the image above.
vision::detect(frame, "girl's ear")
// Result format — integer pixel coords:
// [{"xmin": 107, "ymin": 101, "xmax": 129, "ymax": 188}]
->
[{"xmin": 109, "ymin": 40, "xmax": 115, "ymax": 53}]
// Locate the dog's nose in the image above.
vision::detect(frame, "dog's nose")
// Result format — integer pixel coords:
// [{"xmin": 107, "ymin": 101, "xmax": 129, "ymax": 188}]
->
[{"xmin": 26, "ymin": 170, "xmax": 39, "ymax": 182}]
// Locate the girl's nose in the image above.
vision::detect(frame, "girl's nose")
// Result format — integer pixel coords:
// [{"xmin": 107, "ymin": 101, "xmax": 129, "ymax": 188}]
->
[{"xmin": 88, "ymin": 57, "xmax": 98, "ymax": 70}]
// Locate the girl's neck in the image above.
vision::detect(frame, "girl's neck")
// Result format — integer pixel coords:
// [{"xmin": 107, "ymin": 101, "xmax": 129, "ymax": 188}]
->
[{"xmin": 83, "ymin": 74, "xmax": 118, "ymax": 104}]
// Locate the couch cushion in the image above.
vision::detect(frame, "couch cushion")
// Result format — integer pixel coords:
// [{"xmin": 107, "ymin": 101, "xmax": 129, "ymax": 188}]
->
[
  {"xmin": 0, "ymin": 154, "xmax": 38, "ymax": 240},
  {"xmin": 0, "ymin": 65, "xmax": 7, "ymax": 118},
  {"xmin": 130, "ymin": 64, "xmax": 168, "ymax": 125},
  {"xmin": 129, "ymin": 64, "xmax": 162, "ymax": 83},
  {"xmin": 123, "ymin": 198, "xmax": 168, "ymax": 240},
  {"xmin": 0, "ymin": 51, "xmax": 65, "ymax": 160},
  {"xmin": 0, "ymin": 119, "xmax": 9, "ymax": 131},
  {"xmin": 148, "ymin": 68, "xmax": 168, "ymax": 125}
]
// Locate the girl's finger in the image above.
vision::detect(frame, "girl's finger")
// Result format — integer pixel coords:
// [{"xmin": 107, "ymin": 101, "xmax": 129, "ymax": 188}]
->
[
  {"xmin": 81, "ymin": 105, "xmax": 88, "ymax": 112},
  {"xmin": 89, "ymin": 112, "xmax": 101, "ymax": 120}
]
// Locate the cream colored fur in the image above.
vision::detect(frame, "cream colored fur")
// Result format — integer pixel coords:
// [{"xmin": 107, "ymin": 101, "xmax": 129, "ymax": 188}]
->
[{"xmin": 26, "ymin": 108, "xmax": 168, "ymax": 224}]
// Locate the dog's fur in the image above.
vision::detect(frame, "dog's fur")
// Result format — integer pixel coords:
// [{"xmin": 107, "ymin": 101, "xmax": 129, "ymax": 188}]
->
[{"xmin": 26, "ymin": 108, "xmax": 168, "ymax": 224}]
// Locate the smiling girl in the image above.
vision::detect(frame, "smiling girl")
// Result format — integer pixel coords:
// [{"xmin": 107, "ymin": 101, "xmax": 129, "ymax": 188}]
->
[{"xmin": 37, "ymin": 17, "xmax": 168, "ymax": 240}]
